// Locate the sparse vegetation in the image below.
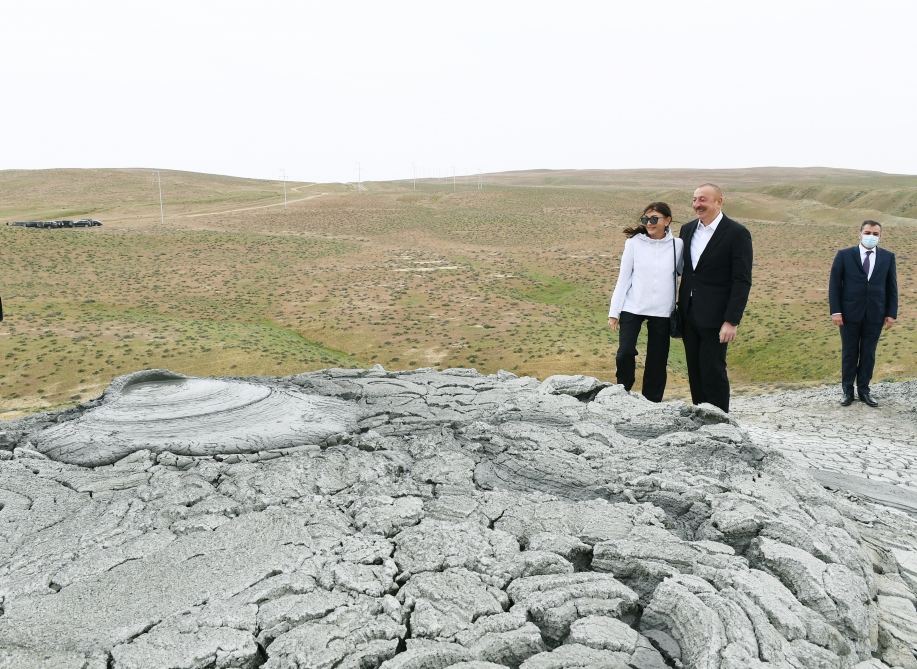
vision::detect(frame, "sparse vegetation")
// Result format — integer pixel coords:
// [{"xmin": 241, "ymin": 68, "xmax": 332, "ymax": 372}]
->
[{"xmin": 1, "ymin": 167, "xmax": 915, "ymax": 417}]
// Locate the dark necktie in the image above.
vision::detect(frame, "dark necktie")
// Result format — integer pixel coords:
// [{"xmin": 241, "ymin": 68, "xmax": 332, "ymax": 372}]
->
[{"xmin": 863, "ymin": 250, "xmax": 872, "ymax": 277}]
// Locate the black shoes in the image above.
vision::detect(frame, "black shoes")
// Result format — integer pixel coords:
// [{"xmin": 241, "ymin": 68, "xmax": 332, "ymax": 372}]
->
[
  {"xmin": 859, "ymin": 391, "xmax": 879, "ymax": 407},
  {"xmin": 840, "ymin": 389, "xmax": 878, "ymax": 407}
]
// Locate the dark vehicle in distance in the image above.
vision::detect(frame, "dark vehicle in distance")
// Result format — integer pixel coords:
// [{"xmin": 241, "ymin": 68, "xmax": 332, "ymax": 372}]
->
[{"xmin": 8, "ymin": 219, "xmax": 102, "ymax": 229}]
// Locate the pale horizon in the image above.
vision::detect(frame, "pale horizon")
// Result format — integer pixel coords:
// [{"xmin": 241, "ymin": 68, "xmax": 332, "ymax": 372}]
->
[{"xmin": 4, "ymin": 164, "xmax": 917, "ymax": 186}]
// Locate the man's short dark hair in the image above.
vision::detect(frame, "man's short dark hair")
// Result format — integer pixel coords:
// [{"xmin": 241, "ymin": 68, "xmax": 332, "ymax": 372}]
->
[
  {"xmin": 697, "ymin": 183, "xmax": 724, "ymax": 199},
  {"xmin": 861, "ymin": 220, "xmax": 881, "ymax": 230}
]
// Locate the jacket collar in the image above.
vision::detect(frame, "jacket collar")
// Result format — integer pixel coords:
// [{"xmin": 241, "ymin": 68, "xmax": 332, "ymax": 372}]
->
[
  {"xmin": 853, "ymin": 245, "xmax": 885, "ymax": 276},
  {"xmin": 634, "ymin": 230, "xmax": 675, "ymax": 244},
  {"xmin": 688, "ymin": 214, "xmax": 731, "ymax": 270}
]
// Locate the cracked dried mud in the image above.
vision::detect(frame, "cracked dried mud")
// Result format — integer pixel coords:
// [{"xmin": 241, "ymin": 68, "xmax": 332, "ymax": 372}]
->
[{"xmin": 1, "ymin": 368, "xmax": 916, "ymax": 669}]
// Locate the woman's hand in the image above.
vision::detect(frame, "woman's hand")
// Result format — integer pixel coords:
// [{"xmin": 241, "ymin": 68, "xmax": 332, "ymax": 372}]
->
[{"xmin": 608, "ymin": 317, "xmax": 618, "ymax": 331}]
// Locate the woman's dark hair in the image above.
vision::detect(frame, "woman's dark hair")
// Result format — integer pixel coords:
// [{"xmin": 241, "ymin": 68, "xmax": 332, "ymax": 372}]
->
[{"xmin": 622, "ymin": 201, "xmax": 673, "ymax": 237}]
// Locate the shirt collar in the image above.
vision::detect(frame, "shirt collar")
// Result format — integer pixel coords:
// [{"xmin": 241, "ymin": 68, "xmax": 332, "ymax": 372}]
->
[{"xmin": 698, "ymin": 211, "xmax": 723, "ymax": 232}]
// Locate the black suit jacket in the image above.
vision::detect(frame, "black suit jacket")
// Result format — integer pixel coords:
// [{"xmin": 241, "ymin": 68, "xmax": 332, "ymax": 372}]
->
[
  {"xmin": 828, "ymin": 246, "xmax": 898, "ymax": 323},
  {"xmin": 678, "ymin": 215, "xmax": 753, "ymax": 328}
]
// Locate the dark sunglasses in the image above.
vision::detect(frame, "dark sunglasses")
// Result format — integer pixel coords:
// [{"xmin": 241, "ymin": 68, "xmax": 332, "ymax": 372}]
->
[{"xmin": 640, "ymin": 215, "xmax": 662, "ymax": 225}]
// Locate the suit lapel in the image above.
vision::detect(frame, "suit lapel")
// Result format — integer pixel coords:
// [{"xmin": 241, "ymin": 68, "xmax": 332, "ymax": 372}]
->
[
  {"xmin": 694, "ymin": 215, "xmax": 730, "ymax": 271},
  {"xmin": 853, "ymin": 246, "xmax": 867, "ymax": 276},
  {"xmin": 682, "ymin": 220, "xmax": 699, "ymax": 270}
]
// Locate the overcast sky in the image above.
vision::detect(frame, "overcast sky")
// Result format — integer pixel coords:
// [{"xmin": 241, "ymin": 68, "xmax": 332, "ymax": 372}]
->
[{"xmin": 3, "ymin": 0, "xmax": 916, "ymax": 183}]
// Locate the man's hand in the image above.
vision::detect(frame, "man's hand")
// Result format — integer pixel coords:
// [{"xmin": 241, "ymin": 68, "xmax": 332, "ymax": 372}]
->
[
  {"xmin": 831, "ymin": 313, "xmax": 844, "ymax": 327},
  {"xmin": 608, "ymin": 317, "xmax": 619, "ymax": 331},
  {"xmin": 884, "ymin": 316, "xmax": 896, "ymax": 330},
  {"xmin": 719, "ymin": 322, "xmax": 737, "ymax": 343}
]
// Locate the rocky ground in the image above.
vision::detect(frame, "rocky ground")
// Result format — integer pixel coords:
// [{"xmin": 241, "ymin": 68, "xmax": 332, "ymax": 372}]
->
[
  {"xmin": 1, "ymin": 368, "xmax": 915, "ymax": 669},
  {"xmin": 733, "ymin": 382, "xmax": 917, "ymax": 513}
]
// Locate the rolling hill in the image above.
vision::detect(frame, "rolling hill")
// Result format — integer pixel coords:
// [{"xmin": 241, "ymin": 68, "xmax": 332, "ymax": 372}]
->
[{"xmin": 1, "ymin": 166, "xmax": 914, "ymax": 417}]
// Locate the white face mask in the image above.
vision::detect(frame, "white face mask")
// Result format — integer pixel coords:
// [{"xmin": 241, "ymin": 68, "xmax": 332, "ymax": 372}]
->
[{"xmin": 861, "ymin": 234, "xmax": 879, "ymax": 249}]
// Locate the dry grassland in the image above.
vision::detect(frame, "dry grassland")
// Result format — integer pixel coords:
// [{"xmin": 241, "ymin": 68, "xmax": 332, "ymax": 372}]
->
[{"xmin": 2, "ymin": 167, "xmax": 915, "ymax": 417}]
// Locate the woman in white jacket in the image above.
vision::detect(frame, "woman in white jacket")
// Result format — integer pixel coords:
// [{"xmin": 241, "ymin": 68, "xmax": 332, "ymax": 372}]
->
[{"xmin": 608, "ymin": 202, "xmax": 683, "ymax": 402}]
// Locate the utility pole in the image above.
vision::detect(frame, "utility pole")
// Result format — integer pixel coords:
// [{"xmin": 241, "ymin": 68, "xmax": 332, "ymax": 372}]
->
[
  {"xmin": 412, "ymin": 162, "xmax": 416, "ymax": 191},
  {"xmin": 452, "ymin": 165, "xmax": 456, "ymax": 193},
  {"xmin": 156, "ymin": 170, "xmax": 165, "ymax": 225}
]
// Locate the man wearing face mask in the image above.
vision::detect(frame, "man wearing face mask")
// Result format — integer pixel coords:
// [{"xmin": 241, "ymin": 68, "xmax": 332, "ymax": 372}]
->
[{"xmin": 829, "ymin": 220, "xmax": 898, "ymax": 407}]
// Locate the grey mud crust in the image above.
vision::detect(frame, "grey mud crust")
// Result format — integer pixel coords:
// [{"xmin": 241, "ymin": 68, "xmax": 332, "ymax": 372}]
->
[
  {"xmin": 1, "ymin": 367, "xmax": 915, "ymax": 669},
  {"xmin": 30, "ymin": 369, "xmax": 361, "ymax": 467}
]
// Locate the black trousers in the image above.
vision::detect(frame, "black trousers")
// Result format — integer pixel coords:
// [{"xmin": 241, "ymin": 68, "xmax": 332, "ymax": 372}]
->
[
  {"xmin": 839, "ymin": 319, "xmax": 883, "ymax": 394},
  {"xmin": 682, "ymin": 306, "xmax": 730, "ymax": 413},
  {"xmin": 615, "ymin": 311, "xmax": 671, "ymax": 402}
]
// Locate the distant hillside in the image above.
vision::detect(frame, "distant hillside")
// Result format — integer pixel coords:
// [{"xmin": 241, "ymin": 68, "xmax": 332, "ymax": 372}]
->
[
  {"xmin": 756, "ymin": 183, "xmax": 917, "ymax": 220},
  {"xmin": 5, "ymin": 166, "xmax": 917, "ymax": 223},
  {"xmin": 407, "ymin": 167, "xmax": 917, "ymax": 221},
  {"xmin": 0, "ymin": 168, "xmax": 314, "ymax": 222},
  {"xmin": 477, "ymin": 166, "xmax": 915, "ymax": 187}
]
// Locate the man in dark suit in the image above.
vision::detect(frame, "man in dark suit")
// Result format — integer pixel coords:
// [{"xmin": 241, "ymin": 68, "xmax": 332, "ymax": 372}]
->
[
  {"xmin": 829, "ymin": 220, "xmax": 898, "ymax": 407},
  {"xmin": 678, "ymin": 183, "xmax": 753, "ymax": 413}
]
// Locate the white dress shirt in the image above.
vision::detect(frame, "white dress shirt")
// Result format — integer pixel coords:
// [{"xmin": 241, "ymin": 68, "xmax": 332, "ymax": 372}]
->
[
  {"xmin": 859, "ymin": 244, "xmax": 876, "ymax": 281},
  {"xmin": 690, "ymin": 211, "xmax": 723, "ymax": 269}
]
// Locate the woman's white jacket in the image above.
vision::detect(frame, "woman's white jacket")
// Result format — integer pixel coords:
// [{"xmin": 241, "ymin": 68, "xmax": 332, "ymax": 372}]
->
[{"xmin": 608, "ymin": 231, "xmax": 684, "ymax": 319}]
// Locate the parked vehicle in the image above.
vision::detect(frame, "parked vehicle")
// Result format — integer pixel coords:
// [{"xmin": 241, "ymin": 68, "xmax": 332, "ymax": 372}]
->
[{"xmin": 8, "ymin": 219, "xmax": 101, "ymax": 229}]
